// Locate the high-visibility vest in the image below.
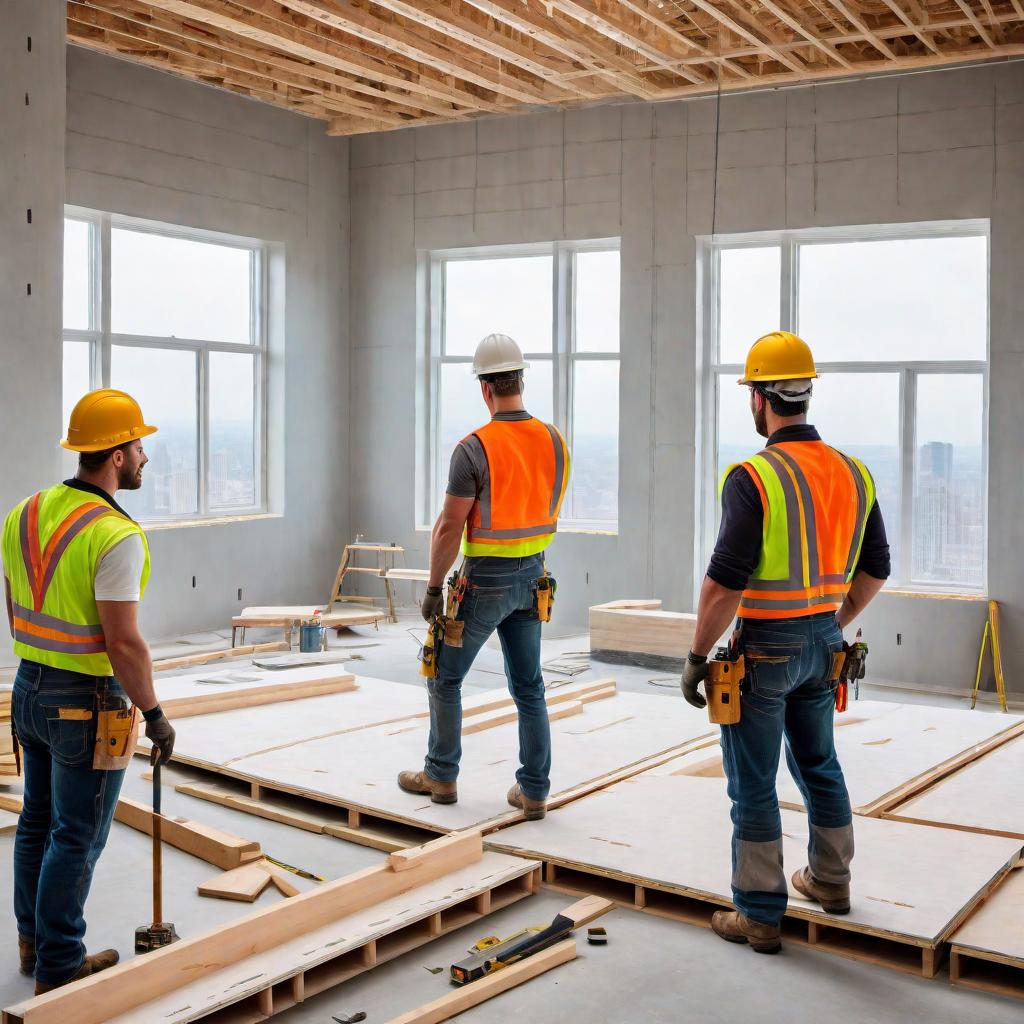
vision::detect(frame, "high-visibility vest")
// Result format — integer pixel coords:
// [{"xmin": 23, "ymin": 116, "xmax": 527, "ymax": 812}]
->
[
  {"xmin": 1, "ymin": 484, "xmax": 151, "ymax": 676},
  {"xmin": 461, "ymin": 418, "xmax": 570, "ymax": 558},
  {"xmin": 720, "ymin": 442, "xmax": 876, "ymax": 620}
]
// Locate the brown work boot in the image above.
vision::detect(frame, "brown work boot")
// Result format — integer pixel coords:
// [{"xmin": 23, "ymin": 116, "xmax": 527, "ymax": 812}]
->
[
  {"xmin": 711, "ymin": 911, "xmax": 782, "ymax": 954},
  {"xmin": 397, "ymin": 770, "xmax": 457, "ymax": 804},
  {"xmin": 34, "ymin": 949, "xmax": 120, "ymax": 994},
  {"xmin": 507, "ymin": 783, "xmax": 546, "ymax": 820},
  {"xmin": 791, "ymin": 867, "xmax": 851, "ymax": 914},
  {"xmin": 18, "ymin": 936, "xmax": 34, "ymax": 976}
]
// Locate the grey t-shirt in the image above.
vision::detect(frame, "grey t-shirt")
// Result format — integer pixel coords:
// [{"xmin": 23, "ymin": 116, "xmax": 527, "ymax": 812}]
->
[{"xmin": 446, "ymin": 410, "xmax": 533, "ymax": 499}]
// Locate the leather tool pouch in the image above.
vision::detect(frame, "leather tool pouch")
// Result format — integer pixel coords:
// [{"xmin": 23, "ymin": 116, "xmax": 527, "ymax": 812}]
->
[
  {"xmin": 444, "ymin": 618, "xmax": 465, "ymax": 648},
  {"xmin": 535, "ymin": 574, "xmax": 557, "ymax": 623},
  {"xmin": 829, "ymin": 650, "xmax": 847, "ymax": 683},
  {"xmin": 93, "ymin": 688, "xmax": 138, "ymax": 771}
]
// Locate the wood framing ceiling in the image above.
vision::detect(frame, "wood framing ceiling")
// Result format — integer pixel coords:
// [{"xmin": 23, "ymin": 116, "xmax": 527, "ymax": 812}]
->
[{"xmin": 67, "ymin": 0, "xmax": 1024, "ymax": 135}]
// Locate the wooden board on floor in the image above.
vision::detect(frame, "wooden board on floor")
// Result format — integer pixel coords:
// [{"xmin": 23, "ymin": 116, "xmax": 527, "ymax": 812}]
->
[
  {"xmin": 885, "ymin": 733, "xmax": 1024, "ymax": 839},
  {"xmin": 950, "ymin": 867, "xmax": 1024, "ymax": 1000},
  {"xmin": 2, "ymin": 846, "xmax": 538, "ymax": 1024},
  {"xmin": 197, "ymin": 861, "xmax": 272, "ymax": 903},
  {"xmin": 488, "ymin": 774, "xmax": 1023, "ymax": 976},
  {"xmin": 234, "ymin": 606, "xmax": 383, "ymax": 628},
  {"xmin": 648, "ymin": 701, "xmax": 1024, "ymax": 816},
  {"xmin": 153, "ymin": 642, "xmax": 288, "ymax": 673},
  {"xmin": 589, "ymin": 600, "xmax": 697, "ymax": 669}
]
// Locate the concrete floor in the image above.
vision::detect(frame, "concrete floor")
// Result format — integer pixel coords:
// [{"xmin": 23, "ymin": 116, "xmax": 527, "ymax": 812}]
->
[{"xmin": 0, "ymin": 610, "xmax": 1019, "ymax": 1021}]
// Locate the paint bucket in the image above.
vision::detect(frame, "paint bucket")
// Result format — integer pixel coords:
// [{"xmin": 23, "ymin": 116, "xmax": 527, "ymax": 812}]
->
[{"xmin": 299, "ymin": 623, "xmax": 325, "ymax": 653}]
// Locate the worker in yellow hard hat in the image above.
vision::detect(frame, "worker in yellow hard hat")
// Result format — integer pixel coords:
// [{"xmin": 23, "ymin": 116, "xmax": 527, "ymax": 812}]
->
[
  {"xmin": 1, "ymin": 389, "xmax": 175, "ymax": 993},
  {"xmin": 681, "ymin": 331, "xmax": 891, "ymax": 953}
]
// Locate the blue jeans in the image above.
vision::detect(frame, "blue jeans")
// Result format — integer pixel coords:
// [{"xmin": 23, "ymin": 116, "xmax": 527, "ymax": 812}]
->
[
  {"xmin": 12, "ymin": 661, "xmax": 127, "ymax": 985},
  {"xmin": 721, "ymin": 613, "xmax": 853, "ymax": 927},
  {"xmin": 424, "ymin": 554, "xmax": 551, "ymax": 801}
]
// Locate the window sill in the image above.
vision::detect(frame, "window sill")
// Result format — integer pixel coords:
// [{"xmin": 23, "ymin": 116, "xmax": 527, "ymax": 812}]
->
[
  {"xmin": 143, "ymin": 512, "xmax": 282, "ymax": 531},
  {"xmin": 881, "ymin": 588, "xmax": 987, "ymax": 602},
  {"xmin": 560, "ymin": 525, "xmax": 618, "ymax": 537}
]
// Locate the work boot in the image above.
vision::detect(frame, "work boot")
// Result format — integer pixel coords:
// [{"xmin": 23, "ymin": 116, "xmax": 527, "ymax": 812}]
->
[
  {"xmin": 34, "ymin": 949, "xmax": 120, "ymax": 994},
  {"xmin": 507, "ymin": 783, "xmax": 546, "ymax": 821},
  {"xmin": 18, "ymin": 936, "xmax": 34, "ymax": 976},
  {"xmin": 711, "ymin": 911, "xmax": 782, "ymax": 954},
  {"xmin": 791, "ymin": 867, "xmax": 851, "ymax": 914},
  {"xmin": 397, "ymin": 770, "xmax": 457, "ymax": 804}
]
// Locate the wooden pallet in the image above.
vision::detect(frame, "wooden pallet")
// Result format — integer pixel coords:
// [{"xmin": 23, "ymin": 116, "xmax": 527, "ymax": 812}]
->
[{"xmin": 489, "ymin": 775, "xmax": 1024, "ymax": 979}]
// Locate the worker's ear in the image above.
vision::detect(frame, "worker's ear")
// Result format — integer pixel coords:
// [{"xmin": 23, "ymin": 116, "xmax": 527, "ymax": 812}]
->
[{"xmin": 110, "ymin": 447, "xmax": 126, "ymax": 469}]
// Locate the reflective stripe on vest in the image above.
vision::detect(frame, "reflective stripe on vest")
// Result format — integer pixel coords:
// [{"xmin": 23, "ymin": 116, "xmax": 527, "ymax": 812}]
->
[
  {"xmin": 462, "ymin": 418, "xmax": 570, "ymax": 558},
  {"xmin": 721, "ymin": 442, "xmax": 875, "ymax": 621}
]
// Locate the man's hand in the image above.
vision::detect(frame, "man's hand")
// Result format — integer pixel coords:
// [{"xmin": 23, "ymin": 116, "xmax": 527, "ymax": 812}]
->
[
  {"xmin": 145, "ymin": 712, "xmax": 176, "ymax": 766},
  {"xmin": 421, "ymin": 586, "xmax": 444, "ymax": 622},
  {"xmin": 680, "ymin": 652, "xmax": 710, "ymax": 709}
]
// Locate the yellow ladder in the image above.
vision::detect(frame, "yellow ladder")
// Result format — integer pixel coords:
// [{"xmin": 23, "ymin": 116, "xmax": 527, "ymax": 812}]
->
[{"xmin": 971, "ymin": 599, "xmax": 1007, "ymax": 712}]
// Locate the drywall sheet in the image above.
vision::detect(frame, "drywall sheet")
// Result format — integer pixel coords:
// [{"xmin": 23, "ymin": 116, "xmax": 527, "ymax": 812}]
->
[
  {"xmin": 489, "ymin": 774, "xmax": 1023, "ymax": 944},
  {"xmin": 645, "ymin": 701, "xmax": 1024, "ymax": 814},
  {"xmin": 887, "ymin": 733, "xmax": 1024, "ymax": 839},
  {"xmin": 225, "ymin": 692, "xmax": 715, "ymax": 831}
]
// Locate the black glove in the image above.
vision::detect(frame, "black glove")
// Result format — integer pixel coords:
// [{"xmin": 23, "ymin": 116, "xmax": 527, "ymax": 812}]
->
[
  {"xmin": 421, "ymin": 586, "xmax": 444, "ymax": 622},
  {"xmin": 680, "ymin": 651, "xmax": 709, "ymax": 709},
  {"xmin": 145, "ymin": 711, "xmax": 176, "ymax": 766}
]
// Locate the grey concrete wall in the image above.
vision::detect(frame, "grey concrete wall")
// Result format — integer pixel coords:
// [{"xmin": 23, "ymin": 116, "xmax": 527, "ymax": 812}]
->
[
  {"xmin": 349, "ymin": 63, "xmax": 1024, "ymax": 697},
  {"xmin": 1, "ymin": 43, "xmax": 351, "ymax": 652}
]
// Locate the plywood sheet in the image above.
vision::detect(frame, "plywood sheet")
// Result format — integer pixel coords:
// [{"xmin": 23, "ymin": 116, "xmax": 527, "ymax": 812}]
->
[
  {"xmin": 225, "ymin": 691, "xmax": 715, "ymax": 831},
  {"xmin": 951, "ymin": 867, "xmax": 1024, "ymax": 962},
  {"xmin": 887, "ymin": 733, "xmax": 1024, "ymax": 839},
  {"xmin": 646, "ymin": 701, "xmax": 1024, "ymax": 815},
  {"xmin": 489, "ymin": 774, "xmax": 1023, "ymax": 945}
]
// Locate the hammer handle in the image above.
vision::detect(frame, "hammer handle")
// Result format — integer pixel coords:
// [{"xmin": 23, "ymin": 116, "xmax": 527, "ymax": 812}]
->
[{"xmin": 153, "ymin": 762, "xmax": 163, "ymax": 924}]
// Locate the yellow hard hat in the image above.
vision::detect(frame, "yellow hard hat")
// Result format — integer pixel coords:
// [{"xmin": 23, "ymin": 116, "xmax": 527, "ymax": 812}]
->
[
  {"xmin": 738, "ymin": 331, "xmax": 818, "ymax": 385},
  {"xmin": 60, "ymin": 388, "xmax": 158, "ymax": 453}
]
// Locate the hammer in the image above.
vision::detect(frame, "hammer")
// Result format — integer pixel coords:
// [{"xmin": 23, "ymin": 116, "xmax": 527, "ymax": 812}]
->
[{"xmin": 135, "ymin": 761, "xmax": 180, "ymax": 953}]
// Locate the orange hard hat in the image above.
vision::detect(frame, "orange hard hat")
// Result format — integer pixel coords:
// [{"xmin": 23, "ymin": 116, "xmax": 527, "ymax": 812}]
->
[{"xmin": 60, "ymin": 388, "xmax": 158, "ymax": 453}]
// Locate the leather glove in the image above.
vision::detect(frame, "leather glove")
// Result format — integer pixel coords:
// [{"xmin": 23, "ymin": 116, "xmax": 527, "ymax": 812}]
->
[
  {"xmin": 421, "ymin": 586, "xmax": 444, "ymax": 622},
  {"xmin": 145, "ymin": 712, "xmax": 176, "ymax": 766},
  {"xmin": 680, "ymin": 651, "xmax": 710, "ymax": 709}
]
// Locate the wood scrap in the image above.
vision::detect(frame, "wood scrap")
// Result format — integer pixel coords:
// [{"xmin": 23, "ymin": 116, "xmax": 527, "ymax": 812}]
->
[
  {"xmin": 113, "ymin": 797, "xmax": 262, "ymax": 870},
  {"xmin": 153, "ymin": 641, "xmax": 288, "ymax": 673},
  {"xmin": 198, "ymin": 861, "xmax": 272, "ymax": 903},
  {"xmin": 384, "ymin": 939, "xmax": 577, "ymax": 1024},
  {"xmin": 262, "ymin": 860, "xmax": 301, "ymax": 897},
  {"xmin": 388, "ymin": 831, "xmax": 481, "ymax": 873}
]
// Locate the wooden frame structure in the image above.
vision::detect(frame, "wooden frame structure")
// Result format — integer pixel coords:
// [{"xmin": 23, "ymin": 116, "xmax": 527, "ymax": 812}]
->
[{"xmin": 67, "ymin": 1, "xmax": 1024, "ymax": 136}]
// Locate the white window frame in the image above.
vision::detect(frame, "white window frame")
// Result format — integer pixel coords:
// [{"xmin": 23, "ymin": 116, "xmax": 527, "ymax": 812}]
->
[
  {"xmin": 63, "ymin": 206, "xmax": 269, "ymax": 523},
  {"xmin": 422, "ymin": 238, "xmax": 621, "ymax": 532},
  {"xmin": 697, "ymin": 219, "xmax": 989, "ymax": 598}
]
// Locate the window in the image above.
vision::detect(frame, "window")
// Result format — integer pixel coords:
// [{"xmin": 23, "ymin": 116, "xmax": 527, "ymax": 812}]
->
[
  {"xmin": 701, "ymin": 222, "xmax": 988, "ymax": 593},
  {"xmin": 62, "ymin": 210, "xmax": 267, "ymax": 522},
  {"xmin": 425, "ymin": 241, "xmax": 620, "ymax": 530}
]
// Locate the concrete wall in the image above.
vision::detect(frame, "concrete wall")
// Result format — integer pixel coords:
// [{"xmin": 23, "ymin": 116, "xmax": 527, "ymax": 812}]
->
[
  {"xmin": 0, "ymin": 42, "xmax": 351, "ymax": 653},
  {"xmin": 349, "ymin": 63, "xmax": 1024, "ymax": 697}
]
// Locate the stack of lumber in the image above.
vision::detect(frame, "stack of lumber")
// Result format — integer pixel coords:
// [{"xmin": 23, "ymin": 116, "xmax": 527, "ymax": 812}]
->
[
  {"xmin": 0, "ymin": 690, "xmax": 17, "ymax": 778},
  {"xmin": 589, "ymin": 599, "xmax": 697, "ymax": 669}
]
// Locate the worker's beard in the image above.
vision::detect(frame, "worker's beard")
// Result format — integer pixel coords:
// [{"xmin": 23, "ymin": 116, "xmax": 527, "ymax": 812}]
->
[
  {"xmin": 752, "ymin": 398, "xmax": 769, "ymax": 439},
  {"xmin": 118, "ymin": 461, "xmax": 144, "ymax": 491}
]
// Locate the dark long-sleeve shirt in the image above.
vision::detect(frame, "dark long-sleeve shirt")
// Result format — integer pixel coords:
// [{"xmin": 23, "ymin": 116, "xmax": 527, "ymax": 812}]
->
[{"xmin": 707, "ymin": 424, "xmax": 891, "ymax": 591}]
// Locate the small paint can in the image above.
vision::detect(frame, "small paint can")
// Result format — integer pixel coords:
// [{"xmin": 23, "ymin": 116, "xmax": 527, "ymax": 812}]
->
[{"xmin": 299, "ymin": 623, "xmax": 325, "ymax": 653}]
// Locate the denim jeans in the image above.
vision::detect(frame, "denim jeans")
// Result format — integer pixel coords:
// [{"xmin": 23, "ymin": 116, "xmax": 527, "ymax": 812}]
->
[
  {"xmin": 12, "ymin": 661, "xmax": 127, "ymax": 985},
  {"xmin": 424, "ymin": 553, "xmax": 551, "ymax": 801},
  {"xmin": 721, "ymin": 613, "xmax": 853, "ymax": 927}
]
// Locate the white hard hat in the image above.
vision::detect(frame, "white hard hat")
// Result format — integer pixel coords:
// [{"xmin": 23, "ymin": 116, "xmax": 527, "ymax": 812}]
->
[{"xmin": 471, "ymin": 333, "xmax": 530, "ymax": 377}]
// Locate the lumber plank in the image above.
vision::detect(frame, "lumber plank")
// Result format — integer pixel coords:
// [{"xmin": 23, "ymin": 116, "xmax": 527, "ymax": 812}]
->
[
  {"xmin": 388, "ymin": 830, "xmax": 481, "ymax": 873},
  {"xmin": 175, "ymin": 780, "xmax": 334, "ymax": 834},
  {"xmin": 559, "ymin": 894, "xmax": 615, "ymax": 928},
  {"xmin": 262, "ymin": 861, "xmax": 301, "ymax": 898},
  {"xmin": 197, "ymin": 862, "xmax": 271, "ymax": 903},
  {"xmin": 462, "ymin": 699, "xmax": 583, "ymax": 735},
  {"xmin": 384, "ymin": 939, "xmax": 577, "ymax": 1024},
  {"xmin": 456, "ymin": 678, "xmax": 617, "ymax": 720},
  {"xmin": 3, "ymin": 833, "xmax": 485, "ymax": 1024},
  {"xmin": 160, "ymin": 671, "xmax": 357, "ymax": 719},
  {"xmin": 113, "ymin": 798, "xmax": 262, "ymax": 871},
  {"xmin": 153, "ymin": 641, "xmax": 288, "ymax": 673}
]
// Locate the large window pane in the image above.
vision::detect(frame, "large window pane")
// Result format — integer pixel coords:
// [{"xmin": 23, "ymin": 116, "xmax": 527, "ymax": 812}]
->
[
  {"xmin": 798, "ymin": 236, "xmax": 987, "ymax": 362},
  {"xmin": 438, "ymin": 364, "xmax": 487, "ymax": 510},
  {"xmin": 912, "ymin": 374, "xmax": 984, "ymax": 586},
  {"xmin": 62, "ymin": 340, "xmax": 92, "ymax": 475},
  {"xmin": 443, "ymin": 256, "xmax": 552, "ymax": 356},
  {"xmin": 111, "ymin": 346, "xmax": 198, "ymax": 518},
  {"xmin": 112, "ymin": 228, "xmax": 252, "ymax": 344},
  {"xmin": 570, "ymin": 361, "xmax": 618, "ymax": 522},
  {"xmin": 717, "ymin": 374, "xmax": 759, "ymax": 484},
  {"xmin": 64, "ymin": 220, "xmax": 91, "ymax": 330},
  {"xmin": 574, "ymin": 250, "xmax": 620, "ymax": 353},
  {"xmin": 718, "ymin": 247, "xmax": 780, "ymax": 364},
  {"xmin": 209, "ymin": 351, "xmax": 256, "ymax": 509},
  {"xmin": 812, "ymin": 373, "xmax": 901, "ymax": 579}
]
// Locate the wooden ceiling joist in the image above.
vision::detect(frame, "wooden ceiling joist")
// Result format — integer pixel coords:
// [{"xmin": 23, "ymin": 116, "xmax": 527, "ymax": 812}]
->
[{"xmin": 69, "ymin": 0, "xmax": 1024, "ymax": 135}]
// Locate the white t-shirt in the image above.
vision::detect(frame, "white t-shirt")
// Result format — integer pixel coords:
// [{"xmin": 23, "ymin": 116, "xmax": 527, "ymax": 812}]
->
[{"xmin": 94, "ymin": 534, "xmax": 146, "ymax": 602}]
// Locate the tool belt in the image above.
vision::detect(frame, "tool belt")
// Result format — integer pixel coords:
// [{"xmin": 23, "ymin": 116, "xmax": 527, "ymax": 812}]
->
[
  {"xmin": 535, "ymin": 568, "xmax": 556, "ymax": 623},
  {"xmin": 706, "ymin": 643, "xmax": 744, "ymax": 725}
]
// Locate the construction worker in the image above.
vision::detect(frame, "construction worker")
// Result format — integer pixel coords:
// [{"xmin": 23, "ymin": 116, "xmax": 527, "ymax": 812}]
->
[
  {"xmin": 398, "ymin": 334, "xmax": 570, "ymax": 820},
  {"xmin": 681, "ymin": 332, "xmax": 890, "ymax": 954},
  {"xmin": 2, "ymin": 389, "xmax": 176, "ymax": 994}
]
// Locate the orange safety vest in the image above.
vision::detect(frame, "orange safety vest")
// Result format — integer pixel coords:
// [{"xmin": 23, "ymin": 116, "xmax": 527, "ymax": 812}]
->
[
  {"xmin": 461, "ymin": 417, "xmax": 570, "ymax": 558},
  {"xmin": 721, "ymin": 442, "xmax": 876, "ymax": 620}
]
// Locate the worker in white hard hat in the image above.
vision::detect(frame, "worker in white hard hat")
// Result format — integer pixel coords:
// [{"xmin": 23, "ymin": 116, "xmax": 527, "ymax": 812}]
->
[
  {"xmin": 1, "ymin": 390, "xmax": 175, "ymax": 993},
  {"xmin": 398, "ymin": 333, "xmax": 570, "ymax": 820}
]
